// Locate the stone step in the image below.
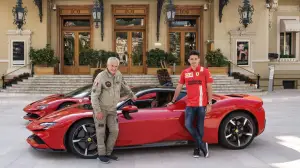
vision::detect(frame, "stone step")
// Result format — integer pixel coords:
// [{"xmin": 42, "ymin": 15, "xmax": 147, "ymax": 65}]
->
[
  {"xmin": 30, "ymin": 75, "xmax": 234, "ymax": 79},
  {"xmin": 14, "ymin": 83, "xmax": 91, "ymax": 86},
  {"xmin": 9, "ymin": 84, "xmax": 255, "ymax": 90},
  {"xmin": 2, "ymin": 74, "xmax": 262, "ymax": 94},
  {"xmin": 2, "ymin": 89, "xmax": 263, "ymax": 95}
]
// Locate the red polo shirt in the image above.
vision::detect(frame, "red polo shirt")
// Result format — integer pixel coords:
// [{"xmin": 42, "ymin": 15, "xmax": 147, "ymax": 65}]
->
[{"xmin": 179, "ymin": 66, "xmax": 213, "ymax": 107}]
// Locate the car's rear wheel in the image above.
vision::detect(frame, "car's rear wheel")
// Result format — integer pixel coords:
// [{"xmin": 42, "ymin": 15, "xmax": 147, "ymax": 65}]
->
[
  {"xmin": 67, "ymin": 119, "xmax": 98, "ymax": 159},
  {"xmin": 219, "ymin": 112, "xmax": 256, "ymax": 150}
]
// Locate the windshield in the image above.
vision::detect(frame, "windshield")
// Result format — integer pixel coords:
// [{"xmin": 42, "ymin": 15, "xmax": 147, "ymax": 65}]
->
[{"xmin": 64, "ymin": 84, "xmax": 92, "ymax": 98}]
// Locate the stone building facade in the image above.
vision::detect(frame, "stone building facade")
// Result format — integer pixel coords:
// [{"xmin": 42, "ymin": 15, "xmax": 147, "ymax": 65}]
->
[{"xmin": 1, "ymin": 0, "xmax": 300, "ymax": 90}]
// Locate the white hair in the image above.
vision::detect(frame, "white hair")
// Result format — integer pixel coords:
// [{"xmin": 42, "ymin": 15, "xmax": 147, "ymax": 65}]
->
[{"xmin": 107, "ymin": 57, "xmax": 120, "ymax": 65}]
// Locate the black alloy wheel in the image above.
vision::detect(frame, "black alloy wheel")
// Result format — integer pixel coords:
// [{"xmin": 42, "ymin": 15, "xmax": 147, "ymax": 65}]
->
[
  {"xmin": 67, "ymin": 119, "xmax": 98, "ymax": 159},
  {"xmin": 219, "ymin": 112, "xmax": 256, "ymax": 149}
]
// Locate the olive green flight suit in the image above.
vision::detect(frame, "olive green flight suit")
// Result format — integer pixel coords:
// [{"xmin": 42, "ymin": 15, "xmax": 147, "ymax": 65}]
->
[{"xmin": 91, "ymin": 69, "xmax": 134, "ymax": 156}]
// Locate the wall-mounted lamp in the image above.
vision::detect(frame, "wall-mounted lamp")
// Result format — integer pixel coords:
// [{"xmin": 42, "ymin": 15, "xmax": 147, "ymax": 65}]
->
[
  {"xmin": 165, "ymin": 0, "xmax": 176, "ymax": 23},
  {"xmin": 266, "ymin": 0, "xmax": 278, "ymax": 10},
  {"xmin": 12, "ymin": 0, "xmax": 28, "ymax": 30},
  {"xmin": 204, "ymin": 4, "xmax": 208, "ymax": 11},
  {"xmin": 92, "ymin": 0, "xmax": 104, "ymax": 41},
  {"xmin": 238, "ymin": 0, "xmax": 254, "ymax": 28}
]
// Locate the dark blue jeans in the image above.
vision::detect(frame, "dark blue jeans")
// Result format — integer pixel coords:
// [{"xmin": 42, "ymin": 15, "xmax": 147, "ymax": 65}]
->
[{"xmin": 185, "ymin": 106, "xmax": 206, "ymax": 148}]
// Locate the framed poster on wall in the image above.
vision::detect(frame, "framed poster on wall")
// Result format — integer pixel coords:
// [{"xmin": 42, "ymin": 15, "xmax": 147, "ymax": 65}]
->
[
  {"xmin": 12, "ymin": 40, "xmax": 25, "ymax": 66},
  {"xmin": 236, "ymin": 40, "xmax": 249, "ymax": 66}
]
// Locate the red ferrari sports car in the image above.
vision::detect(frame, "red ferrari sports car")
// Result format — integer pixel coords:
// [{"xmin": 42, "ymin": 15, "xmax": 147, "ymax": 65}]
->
[
  {"xmin": 23, "ymin": 84, "xmax": 154, "ymax": 121},
  {"xmin": 23, "ymin": 84, "xmax": 92, "ymax": 120},
  {"xmin": 26, "ymin": 87, "xmax": 266, "ymax": 159}
]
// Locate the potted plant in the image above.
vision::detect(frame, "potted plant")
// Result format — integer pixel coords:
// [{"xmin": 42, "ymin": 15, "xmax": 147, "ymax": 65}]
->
[
  {"xmin": 205, "ymin": 48, "xmax": 229, "ymax": 75},
  {"xmin": 29, "ymin": 44, "xmax": 59, "ymax": 75},
  {"xmin": 146, "ymin": 48, "xmax": 172, "ymax": 75}
]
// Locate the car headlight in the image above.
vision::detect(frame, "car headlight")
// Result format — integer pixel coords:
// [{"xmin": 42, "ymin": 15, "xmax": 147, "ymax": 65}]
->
[
  {"xmin": 40, "ymin": 122, "xmax": 56, "ymax": 129},
  {"xmin": 37, "ymin": 104, "xmax": 48, "ymax": 110}
]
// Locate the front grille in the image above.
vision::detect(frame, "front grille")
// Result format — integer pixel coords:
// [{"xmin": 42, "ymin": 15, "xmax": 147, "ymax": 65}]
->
[
  {"xmin": 29, "ymin": 134, "xmax": 45, "ymax": 144},
  {"xmin": 26, "ymin": 113, "xmax": 40, "ymax": 119}
]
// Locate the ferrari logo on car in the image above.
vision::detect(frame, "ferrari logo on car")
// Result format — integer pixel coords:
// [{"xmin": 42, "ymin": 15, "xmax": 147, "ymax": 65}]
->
[{"xmin": 87, "ymin": 138, "xmax": 92, "ymax": 142}]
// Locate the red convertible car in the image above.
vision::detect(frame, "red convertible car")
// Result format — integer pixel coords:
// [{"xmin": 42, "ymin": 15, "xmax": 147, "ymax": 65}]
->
[{"xmin": 26, "ymin": 87, "xmax": 266, "ymax": 159}]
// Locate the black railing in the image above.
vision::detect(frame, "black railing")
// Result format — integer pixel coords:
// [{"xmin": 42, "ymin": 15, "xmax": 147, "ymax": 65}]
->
[
  {"xmin": 2, "ymin": 62, "xmax": 34, "ymax": 89},
  {"xmin": 227, "ymin": 61, "xmax": 260, "ymax": 89}
]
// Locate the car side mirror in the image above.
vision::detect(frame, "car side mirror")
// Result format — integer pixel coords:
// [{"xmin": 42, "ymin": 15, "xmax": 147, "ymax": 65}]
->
[{"xmin": 122, "ymin": 105, "xmax": 138, "ymax": 120}]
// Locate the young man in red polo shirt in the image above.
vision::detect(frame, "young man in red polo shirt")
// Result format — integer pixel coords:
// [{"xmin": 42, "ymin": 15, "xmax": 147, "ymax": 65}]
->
[{"xmin": 168, "ymin": 50, "xmax": 213, "ymax": 158}]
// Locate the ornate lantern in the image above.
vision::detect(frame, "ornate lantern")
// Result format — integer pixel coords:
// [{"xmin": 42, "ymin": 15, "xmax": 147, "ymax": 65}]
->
[
  {"xmin": 165, "ymin": 0, "xmax": 176, "ymax": 22},
  {"xmin": 238, "ymin": 0, "xmax": 254, "ymax": 28},
  {"xmin": 12, "ymin": 0, "xmax": 28, "ymax": 30},
  {"xmin": 92, "ymin": 0, "xmax": 103, "ymax": 28}
]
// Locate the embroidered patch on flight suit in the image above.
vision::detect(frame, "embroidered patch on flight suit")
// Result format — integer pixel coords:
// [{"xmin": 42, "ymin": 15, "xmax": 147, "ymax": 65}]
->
[
  {"xmin": 93, "ymin": 81, "xmax": 99, "ymax": 86},
  {"xmin": 105, "ymin": 81, "xmax": 112, "ymax": 87},
  {"xmin": 93, "ymin": 89, "xmax": 96, "ymax": 93},
  {"xmin": 98, "ymin": 124, "xmax": 104, "ymax": 127}
]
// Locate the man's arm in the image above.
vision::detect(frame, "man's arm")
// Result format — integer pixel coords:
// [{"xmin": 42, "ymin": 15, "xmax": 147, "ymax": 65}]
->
[
  {"xmin": 205, "ymin": 69, "xmax": 214, "ymax": 104},
  {"xmin": 171, "ymin": 83, "xmax": 183, "ymax": 103},
  {"xmin": 171, "ymin": 71, "xmax": 185, "ymax": 103},
  {"xmin": 91, "ymin": 74, "xmax": 102, "ymax": 114},
  {"xmin": 120, "ymin": 76, "xmax": 135, "ymax": 99},
  {"xmin": 207, "ymin": 83, "xmax": 213, "ymax": 104}
]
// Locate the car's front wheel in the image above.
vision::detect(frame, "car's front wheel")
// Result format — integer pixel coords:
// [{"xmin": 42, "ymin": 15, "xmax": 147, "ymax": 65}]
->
[
  {"xmin": 219, "ymin": 112, "xmax": 256, "ymax": 150},
  {"xmin": 67, "ymin": 119, "xmax": 98, "ymax": 159}
]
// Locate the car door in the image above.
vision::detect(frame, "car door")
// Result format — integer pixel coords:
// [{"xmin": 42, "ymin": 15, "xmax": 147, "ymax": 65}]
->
[{"xmin": 115, "ymin": 90, "xmax": 189, "ymax": 147}]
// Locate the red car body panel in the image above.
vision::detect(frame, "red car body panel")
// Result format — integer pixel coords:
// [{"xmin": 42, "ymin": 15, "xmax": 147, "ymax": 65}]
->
[
  {"xmin": 23, "ymin": 94, "xmax": 90, "ymax": 120},
  {"xmin": 23, "ymin": 85, "xmax": 155, "ymax": 121},
  {"xmin": 26, "ymin": 93, "xmax": 266, "ymax": 152}
]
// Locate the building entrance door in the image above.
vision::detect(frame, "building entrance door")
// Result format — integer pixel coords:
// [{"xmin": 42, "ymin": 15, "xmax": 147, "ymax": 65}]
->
[
  {"xmin": 114, "ymin": 30, "xmax": 145, "ymax": 74},
  {"xmin": 63, "ymin": 31, "xmax": 91, "ymax": 75},
  {"xmin": 112, "ymin": 5, "xmax": 148, "ymax": 74},
  {"xmin": 61, "ymin": 16, "xmax": 92, "ymax": 75}
]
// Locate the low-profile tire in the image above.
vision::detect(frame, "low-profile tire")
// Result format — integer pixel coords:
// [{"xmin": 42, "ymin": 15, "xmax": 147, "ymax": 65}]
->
[
  {"xmin": 219, "ymin": 112, "xmax": 256, "ymax": 150},
  {"xmin": 57, "ymin": 102, "xmax": 76, "ymax": 110},
  {"xmin": 67, "ymin": 119, "xmax": 98, "ymax": 159}
]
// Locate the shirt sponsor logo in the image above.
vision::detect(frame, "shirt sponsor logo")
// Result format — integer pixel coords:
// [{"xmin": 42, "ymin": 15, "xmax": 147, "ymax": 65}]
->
[
  {"xmin": 188, "ymin": 80, "xmax": 202, "ymax": 85},
  {"xmin": 185, "ymin": 72, "xmax": 193, "ymax": 78}
]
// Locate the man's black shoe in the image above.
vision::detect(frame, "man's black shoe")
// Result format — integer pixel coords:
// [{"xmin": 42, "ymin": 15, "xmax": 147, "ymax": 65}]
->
[
  {"xmin": 200, "ymin": 142, "xmax": 209, "ymax": 158},
  {"xmin": 193, "ymin": 148, "xmax": 200, "ymax": 158},
  {"xmin": 98, "ymin": 155, "xmax": 110, "ymax": 163},
  {"xmin": 107, "ymin": 154, "xmax": 119, "ymax": 161}
]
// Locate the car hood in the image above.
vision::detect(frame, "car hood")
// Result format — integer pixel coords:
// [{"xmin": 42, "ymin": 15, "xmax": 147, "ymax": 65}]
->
[
  {"xmin": 31, "ymin": 94, "xmax": 64, "ymax": 104},
  {"xmin": 39, "ymin": 103, "xmax": 124, "ymax": 122}
]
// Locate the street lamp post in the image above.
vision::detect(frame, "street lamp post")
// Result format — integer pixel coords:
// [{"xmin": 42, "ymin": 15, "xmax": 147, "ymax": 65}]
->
[
  {"xmin": 238, "ymin": 0, "xmax": 254, "ymax": 28},
  {"xmin": 12, "ymin": 0, "xmax": 28, "ymax": 30}
]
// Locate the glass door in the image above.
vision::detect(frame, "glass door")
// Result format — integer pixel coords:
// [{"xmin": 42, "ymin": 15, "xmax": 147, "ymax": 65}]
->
[
  {"xmin": 63, "ymin": 31, "xmax": 91, "ymax": 74},
  {"xmin": 168, "ymin": 17, "xmax": 199, "ymax": 73},
  {"xmin": 115, "ymin": 31, "xmax": 145, "ymax": 74},
  {"xmin": 63, "ymin": 32, "xmax": 76, "ymax": 74}
]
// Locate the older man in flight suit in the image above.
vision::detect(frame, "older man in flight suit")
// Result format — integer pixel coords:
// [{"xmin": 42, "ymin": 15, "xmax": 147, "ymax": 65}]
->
[{"xmin": 91, "ymin": 57, "xmax": 136, "ymax": 163}]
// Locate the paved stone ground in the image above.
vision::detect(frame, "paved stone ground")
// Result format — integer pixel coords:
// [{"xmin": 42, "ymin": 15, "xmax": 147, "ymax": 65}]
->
[{"xmin": 0, "ymin": 90, "xmax": 300, "ymax": 168}]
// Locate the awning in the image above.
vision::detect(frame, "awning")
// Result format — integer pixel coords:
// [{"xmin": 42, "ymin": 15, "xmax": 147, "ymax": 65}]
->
[{"xmin": 280, "ymin": 20, "xmax": 300, "ymax": 32}]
